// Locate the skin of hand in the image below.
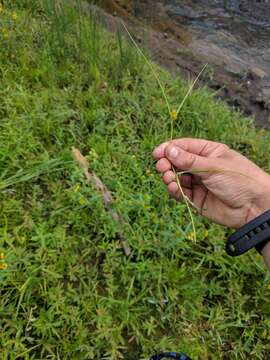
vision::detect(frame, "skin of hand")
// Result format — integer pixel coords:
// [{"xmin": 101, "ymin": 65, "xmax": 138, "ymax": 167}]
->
[{"xmin": 153, "ymin": 138, "xmax": 270, "ymax": 268}]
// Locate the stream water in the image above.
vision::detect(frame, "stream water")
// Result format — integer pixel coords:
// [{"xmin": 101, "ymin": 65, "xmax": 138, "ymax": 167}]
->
[{"xmin": 104, "ymin": 0, "xmax": 270, "ymax": 126}]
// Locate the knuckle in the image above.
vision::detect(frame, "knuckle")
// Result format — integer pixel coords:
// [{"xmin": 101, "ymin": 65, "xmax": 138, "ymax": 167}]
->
[
  {"xmin": 163, "ymin": 173, "xmax": 169, "ymax": 184},
  {"xmin": 183, "ymin": 153, "xmax": 196, "ymax": 168},
  {"xmin": 219, "ymin": 143, "xmax": 229, "ymax": 152},
  {"xmin": 216, "ymin": 143, "xmax": 230, "ymax": 156}
]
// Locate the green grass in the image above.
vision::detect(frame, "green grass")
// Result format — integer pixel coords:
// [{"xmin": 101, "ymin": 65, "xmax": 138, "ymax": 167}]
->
[{"xmin": 0, "ymin": 1, "xmax": 270, "ymax": 359}]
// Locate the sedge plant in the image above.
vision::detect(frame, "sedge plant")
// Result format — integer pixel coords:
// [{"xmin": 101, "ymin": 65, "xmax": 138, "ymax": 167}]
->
[{"xmin": 123, "ymin": 22, "xmax": 208, "ymax": 242}]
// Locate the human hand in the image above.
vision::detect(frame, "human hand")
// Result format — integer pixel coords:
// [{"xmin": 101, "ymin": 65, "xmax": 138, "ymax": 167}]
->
[{"xmin": 153, "ymin": 138, "xmax": 270, "ymax": 229}]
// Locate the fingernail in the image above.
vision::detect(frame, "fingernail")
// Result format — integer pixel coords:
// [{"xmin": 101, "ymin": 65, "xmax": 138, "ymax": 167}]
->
[{"xmin": 169, "ymin": 146, "xmax": 178, "ymax": 159}]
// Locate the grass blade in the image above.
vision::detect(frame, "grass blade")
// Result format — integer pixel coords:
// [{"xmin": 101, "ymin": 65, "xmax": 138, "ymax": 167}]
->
[
  {"xmin": 176, "ymin": 63, "xmax": 208, "ymax": 117},
  {"xmin": 122, "ymin": 22, "xmax": 171, "ymax": 115}
]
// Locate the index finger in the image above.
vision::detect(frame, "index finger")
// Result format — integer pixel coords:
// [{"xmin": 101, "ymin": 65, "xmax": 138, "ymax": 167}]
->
[{"xmin": 152, "ymin": 138, "xmax": 218, "ymax": 159}]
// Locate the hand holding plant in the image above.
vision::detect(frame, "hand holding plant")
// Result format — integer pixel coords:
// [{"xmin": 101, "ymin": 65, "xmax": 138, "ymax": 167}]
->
[{"xmin": 153, "ymin": 138, "xmax": 270, "ymax": 229}]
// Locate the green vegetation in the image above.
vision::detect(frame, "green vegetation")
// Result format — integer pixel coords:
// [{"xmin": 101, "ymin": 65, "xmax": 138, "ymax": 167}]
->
[{"xmin": 0, "ymin": 1, "xmax": 270, "ymax": 359}]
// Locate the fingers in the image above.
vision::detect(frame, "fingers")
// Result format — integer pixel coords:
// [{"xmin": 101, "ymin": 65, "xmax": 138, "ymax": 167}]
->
[
  {"xmin": 156, "ymin": 158, "xmax": 171, "ymax": 172},
  {"xmin": 153, "ymin": 142, "xmax": 170, "ymax": 160},
  {"xmin": 165, "ymin": 143, "xmax": 213, "ymax": 173},
  {"xmin": 163, "ymin": 172, "xmax": 193, "ymax": 201},
  {"xmin": 153, "ymin": 138, "xmax": 221, "ymax": 204},
  {"xmin": 153, "ymin": 138, "xmax": 224, "ymax": 160},
  {"xmin": 163, "ymin": 171, "xmax": 192, "ymax": 188},
  {"xmin": 168, "ymin": 181, "xmax": 192, "ymax": 201},
  {"xmin": 163, "ymin": 170, "xmax": 175, "ymax": 184}
]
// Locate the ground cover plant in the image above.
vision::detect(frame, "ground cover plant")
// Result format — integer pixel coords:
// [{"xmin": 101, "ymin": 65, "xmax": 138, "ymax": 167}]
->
[{"xmin": 0, "ymin": 0, "xmax": 270, "ymax": 359}]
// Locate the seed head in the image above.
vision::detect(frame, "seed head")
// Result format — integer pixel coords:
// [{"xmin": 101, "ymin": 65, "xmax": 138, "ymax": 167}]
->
[{"xmin": 170, "ymin": 109, "xmax": 177, "ymax": 121}]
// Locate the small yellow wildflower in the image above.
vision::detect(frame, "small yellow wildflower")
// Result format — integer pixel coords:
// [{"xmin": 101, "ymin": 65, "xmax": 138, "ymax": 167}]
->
[
  {"xmin": 0, "ymin": 263, "xmax": 7, "ymax": 270},
  {"xmin": 0, "ymin": 4, "xmax": 3, "ymax": 12},
  {"xmin": 267, "ymin": 284, "xmax": 270, "ymax": 290},
  {"xmin": 170, "ymin": 109, "xmax": 178, "ymax": 121},
  {"xmin": 74, "ymin": 184, "xmax": 81, "ymax": 193},
  {"xmin": 204, "ymin": 230, "xmax": 209, "ymax": 239},
  {"xmin": 146, "ymin": 169, "xmax": 154, "ymax": 177},
  {"xmin": 11, "ymin": 12, "xmax": 17, "ymax": 21},
  {"xmin": 79, "ymin": 197, "xmax": 86, "ymax": 205},
  {"xmin": 89, "ymin": 148, "xmax": 98, "ymax": 162},
  {"xmin": 0, "ymin": 252, "xmax": 5, "ymax": 260},
  {"xmin": 187, "ymin": 232, "xmax": 194, "ymax": 241},
  {"xmin": 2, "ymin": 28, "xmax": 9, "ymax": 39}
]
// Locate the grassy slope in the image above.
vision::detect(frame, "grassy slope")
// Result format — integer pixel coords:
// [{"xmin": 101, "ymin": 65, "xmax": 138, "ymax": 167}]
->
[{"xmin": 0, "ymin": 1, "xmax": 270, "ymax": 359}]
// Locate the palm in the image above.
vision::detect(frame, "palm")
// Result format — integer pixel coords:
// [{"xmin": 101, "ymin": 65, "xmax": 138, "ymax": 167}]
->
[{"xmin": 193, "ymin": 177, "xmax": 248, "ymax": 228}]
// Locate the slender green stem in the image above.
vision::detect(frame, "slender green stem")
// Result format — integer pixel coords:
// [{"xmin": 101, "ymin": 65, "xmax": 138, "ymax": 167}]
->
[
  {"xmin": 122, "ymin": 22, "xmax": 171, "ymax": 115},
  {"xmin": 177, "ymin": 168, "xmax": 250, "ymax": 178},
  {"xmin": 176, "ymin": 64, "xmax": 208, "ymax": 116},
  {"xmin": 173, "ymin": 167, "xmax": 197, "ymax": 242},
  {"xmin": 169, "ymin": 67, "xmax": 208, "ymax": 243}
]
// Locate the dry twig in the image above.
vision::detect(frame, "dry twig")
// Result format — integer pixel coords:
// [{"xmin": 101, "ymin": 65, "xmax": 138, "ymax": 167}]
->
[{"xmin": 72, "ymin": 147, "xmax": 131, "ymax": 256}]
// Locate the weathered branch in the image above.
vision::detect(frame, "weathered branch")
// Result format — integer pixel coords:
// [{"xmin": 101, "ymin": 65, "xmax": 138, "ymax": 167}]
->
[{"xmin": 72, "ymin": 147, "xmax": 131, "ymax": 256}]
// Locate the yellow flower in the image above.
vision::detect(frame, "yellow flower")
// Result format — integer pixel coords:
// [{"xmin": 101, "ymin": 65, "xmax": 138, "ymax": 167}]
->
[
  {"xmin": 0, "ymin": 263, "xmax": 7, "ymax": 270},
  {"xmin": 79, "ymin": 197, "xmax": 86, "ymax": 205},
  {"xmin": 2, "ymin": 28, "xmax": 9, "ymax": 38},
  {"xmin": 89, "ymin": 148, "xmax": 98, "ymax": 161},
  {"xmin": 0, "ymin": 252, "xmax": 5, "ymax": 260},
  {"xmin": 170, "ymin": 109, "xmax": 178, "ymax": 121},
  {"xmin": 74, "ymin": 184, "xmax": 81, "ymax": 193},
  {"xmin": 146, "ymin": 169, "xmax": 154, "ymax": 177},
  {"xmin": 204, "ymin": 230, "xmax": 209, "ymax": 239},
  {"xmin": 267, "ymin": 284, "xmax": 270, "ymax": 290},
  {"xmin": 11, "ymin": 12, "xmax": 17, "ymax": 21},
  {"xmin": 0, "ymin": 4, "xmax": 3, "ymax": 12},
  {"xmin": 187, "ymin": 232, "xmax": 194, "ymax": 241}
]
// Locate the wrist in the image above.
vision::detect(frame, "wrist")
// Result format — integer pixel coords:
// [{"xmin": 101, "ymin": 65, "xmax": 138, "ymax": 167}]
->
[
  {"xmin": 245, "ymin": 205, "xmax": 269, "ymax": 226},
  {"xmin": 245, "ymin": 181, "xmax": 270, "ymax": 226},
  {"xmin": 245, "ymin": 183, "xmax": 270, "ymax": 268}
]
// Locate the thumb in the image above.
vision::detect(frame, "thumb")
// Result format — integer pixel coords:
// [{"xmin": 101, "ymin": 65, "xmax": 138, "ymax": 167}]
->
[{"xmin": 165, "ymin": 144, "xmax": 215, "ymax": 173}]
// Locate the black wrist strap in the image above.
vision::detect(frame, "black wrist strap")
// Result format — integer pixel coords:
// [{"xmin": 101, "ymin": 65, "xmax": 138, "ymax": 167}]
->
[{"xmin": 226, "ymin": 210, "xmax": 270, "ymax": 256}]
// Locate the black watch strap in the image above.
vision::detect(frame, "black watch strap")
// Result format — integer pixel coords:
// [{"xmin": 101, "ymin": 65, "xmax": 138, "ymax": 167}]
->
[{"xmin": 226, "ymin": 210, "xmax": 270, "ymax": 256}]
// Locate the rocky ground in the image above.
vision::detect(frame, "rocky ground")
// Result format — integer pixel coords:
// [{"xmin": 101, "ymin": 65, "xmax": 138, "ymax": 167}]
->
[{"xmin": 102, "ymin": 0, "xmax": 270, "ymax": 127}]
